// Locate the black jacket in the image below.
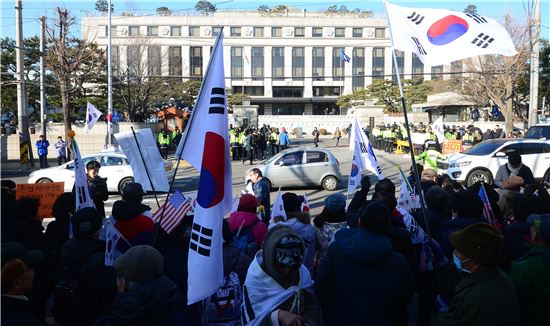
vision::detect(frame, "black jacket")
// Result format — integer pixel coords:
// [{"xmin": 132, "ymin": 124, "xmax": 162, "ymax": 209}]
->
[
  {"xmin": 440, "ymin": 217, "xmax": 487, "ymax": 258},
  {"xmin": 1, "ymin": 296, "xmax": 45, "ymax": 326}
]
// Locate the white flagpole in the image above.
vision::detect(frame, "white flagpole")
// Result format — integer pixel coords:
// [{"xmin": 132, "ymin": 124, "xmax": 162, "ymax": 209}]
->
[
  {"xmin": 107, "ymin": 0, "xmax": 113, "ymax": 147},
  {"xmin": 384, "ymin": 1, "xmax": 432, "ymax": 241}
]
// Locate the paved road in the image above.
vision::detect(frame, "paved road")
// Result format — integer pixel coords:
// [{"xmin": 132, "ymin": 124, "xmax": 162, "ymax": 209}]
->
[{"xmin": 6, "ymin": 137, "xmax": 412, "ymax": 217}]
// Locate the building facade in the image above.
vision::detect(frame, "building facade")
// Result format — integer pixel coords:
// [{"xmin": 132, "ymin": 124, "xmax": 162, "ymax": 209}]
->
[{"xmin": 82, "ymin": 10, "xmax": 458, "ymax": 115}]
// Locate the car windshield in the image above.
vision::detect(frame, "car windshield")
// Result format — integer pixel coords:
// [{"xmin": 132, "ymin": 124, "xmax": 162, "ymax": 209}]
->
[
  {"xmin": 463, "ymin": 142, "xmax": 503, "ymax": 156},
  {"xmin": 265, "ymin": 153, "xmax": 281, "ymax": 164},
  {"xmin": 525, "ymin": 126, "xmax": 550, "ymax": 139}
]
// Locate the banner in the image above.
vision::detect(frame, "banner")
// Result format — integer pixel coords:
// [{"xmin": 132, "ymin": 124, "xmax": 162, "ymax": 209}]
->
[
  {"xmin": 16, "ymin": 182, "xmax": 64, "ymax": 219},
  {"xmin": 441, "ymin": 140, "xmax": 463, "ymax": 155}
]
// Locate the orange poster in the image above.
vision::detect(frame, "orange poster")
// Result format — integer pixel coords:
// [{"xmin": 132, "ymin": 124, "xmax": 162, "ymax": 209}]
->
[
  {"xmin": 442, "ymin": 140, "xmax": 463, "ymax": 155},
  {"xmin": 16, "ymin": 182, "xmax": 65, "ymax": 219}
]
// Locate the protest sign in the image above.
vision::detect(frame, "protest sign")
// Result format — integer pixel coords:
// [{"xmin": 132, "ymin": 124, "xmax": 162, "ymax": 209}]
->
[
  {"xmin": 16, "ymin": 182, "xmax": 64, "ymax": 219},
  {"xmin": 442, "ymin": 140, "xmax": 463, "ymax": 155}
]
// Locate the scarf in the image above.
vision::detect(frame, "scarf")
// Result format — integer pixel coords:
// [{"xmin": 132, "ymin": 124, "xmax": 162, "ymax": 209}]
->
[
  {"xmin": 241, "ymin": 251, "xmax": 313, "ymax": 326},
  {"xmin": 507, "ymin": 163, "xmax": 522, "ymax": 177}
]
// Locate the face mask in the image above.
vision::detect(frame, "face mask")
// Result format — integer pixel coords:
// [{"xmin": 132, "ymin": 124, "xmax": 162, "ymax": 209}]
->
[{"xmin": 453, "ymin": 253, "xmax": 471, "ymax": 274}]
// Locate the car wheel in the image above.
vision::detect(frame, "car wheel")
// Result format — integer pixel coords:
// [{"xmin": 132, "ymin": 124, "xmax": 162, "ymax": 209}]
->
[
  {"xmin": 118, "ymin": 177, "xmax": 134, "ymax": 194},
  {"xmin": 36, "ymin": 178, "xmax": 53, "ymax": 183},
  {"xmin": 322, "ymin": 175, "xmax": 339, "ymax": 191},
  {"xmin": 544, "ymin": 168, "xmax": 550, "ymax": 185},
  {"xmin": 466, "ymin": 169, "xmax": 492, "ymax": 187}
]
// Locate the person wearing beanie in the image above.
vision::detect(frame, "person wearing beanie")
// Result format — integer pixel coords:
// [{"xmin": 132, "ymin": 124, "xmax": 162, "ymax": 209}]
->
[
  {"xmin": 433, "ymin": 223, "xmax": 518, "ymax": 326},
  {"xmin": 242, "ymin": 226, "xmax": 322, "ymax": 326},
  {"xmin": 510, "ymin": 214, "xmax": 550, "ymax": 326},
  {"xmin": 57, "ymin": 207, "xmax": 117, "ymax": 325},
  {"xmin": 94, "ymin": 245, "xmax": 186, "ymax": 325},
  {"xmin": 227, "ymin": 194, "xmax": 268, "ymax": 257},
  {"xmin": 313, "ymin": 193, "xmax": 348, "ymax": 260},
  {"xmin": 279, "ymin": 192, "xmax": 320, "ymax": 275},
  {"xmin": 316, "ymin": 200, "xmax": 413, "ymax": 326}
]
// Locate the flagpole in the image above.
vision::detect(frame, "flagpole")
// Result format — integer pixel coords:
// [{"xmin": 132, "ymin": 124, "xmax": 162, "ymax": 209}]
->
[
  {"xmin": 130, "ymin": 127, "xmax": 161, "ymax": 209},
  {"xmin": 153, "ymin": 30, "xmax": 225, "ymax": 245}
]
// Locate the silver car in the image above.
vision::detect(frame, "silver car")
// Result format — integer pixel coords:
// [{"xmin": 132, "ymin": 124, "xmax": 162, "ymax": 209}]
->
[{"xmin": 245, "ymin": 147, "xmax": 343, "ymax": 191}]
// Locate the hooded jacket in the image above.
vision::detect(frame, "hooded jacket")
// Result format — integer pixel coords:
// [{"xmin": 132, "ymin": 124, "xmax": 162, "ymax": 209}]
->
[
  {"xmin": 316, "ymin": 228, "xmax": 413, "ymax": 326},
  {"xmin": 111, "ymin": 200, "xmax": 155, "ymax": 247},
  {"xmin": 228, "ymin": 211, "xmax": 267, "ymax": 248}
]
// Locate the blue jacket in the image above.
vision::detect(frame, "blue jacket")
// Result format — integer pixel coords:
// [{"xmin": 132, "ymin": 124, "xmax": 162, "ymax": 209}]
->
[
  {"xmin": 316, "ymin": 228, "xmax": 413, "ymax": 326},
  {"xmin": 36, "ymin": 139, "xmax": 49, "ymax": 156},
  {"xmin": 252, "ymin": 178, "xmax": 270, "ymax": 220},
  {"xmin": 279, "ymin": 132, "xmax": 290, "ymax": 146}
]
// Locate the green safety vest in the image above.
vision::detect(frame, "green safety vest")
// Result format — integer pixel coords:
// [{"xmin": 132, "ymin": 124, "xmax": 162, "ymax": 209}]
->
[{"xmin": 415, "ymin": 149, "xmax": 444, "ymax": 171}]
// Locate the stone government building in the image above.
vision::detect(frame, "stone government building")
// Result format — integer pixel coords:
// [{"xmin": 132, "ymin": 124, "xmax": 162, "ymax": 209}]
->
[{"xmin": 82, "ymin": 9, "xmax": 460, "ymax": 117}]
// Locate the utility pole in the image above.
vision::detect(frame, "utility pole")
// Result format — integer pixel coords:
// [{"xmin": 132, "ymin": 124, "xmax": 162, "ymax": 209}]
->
[
  {"xmin": 15, "ymin": 0, "xmax": 32, "ymax": 169},
  {"xmin": 528, "ymin": 0, "xmax": 541, "ymax": 127},
  {"xmin": 40, "ymin": 16, "xmax": 47, "ymax": 139},
  {"xmin": 107, "ymin": 0, "xmax": 113, "ymax": 146}
]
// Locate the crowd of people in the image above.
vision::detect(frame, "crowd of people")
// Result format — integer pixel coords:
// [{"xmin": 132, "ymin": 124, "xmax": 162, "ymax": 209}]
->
[{"xmin": 2, "ymin": 144, "xmax": 549, "ymax": 325}]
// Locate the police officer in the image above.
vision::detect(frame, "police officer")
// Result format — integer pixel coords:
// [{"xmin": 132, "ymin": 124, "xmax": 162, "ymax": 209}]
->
[{"xmin": 415, "ymin": 142, "xmax": 446, "ymax": 173}]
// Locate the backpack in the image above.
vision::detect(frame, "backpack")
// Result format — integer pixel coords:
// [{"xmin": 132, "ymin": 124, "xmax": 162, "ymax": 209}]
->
[
  {"xmin": 234, "ymin": 220, "xmax": 259, "ymax": 257},
  {"xmin": 203, "ymin": 271, "xmax": 243, "ymax": 326}
]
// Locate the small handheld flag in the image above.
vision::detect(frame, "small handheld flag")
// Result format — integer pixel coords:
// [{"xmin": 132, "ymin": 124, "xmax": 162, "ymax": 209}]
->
[
  {"xmin": 104, "ymin": 221, "xmax": 123, "ymax": 266},
  {"xmin": 85, "ymin": 102, "xmax": 102, "ymax": 132},
  {"xmin": 478, "ymin": 183, "xmax": 495, "ymax": 225},
  {"xmin": 347, "ymin": 142, "xmax": 363, "ymax": 194},
  {"xmin": 152, "ymin": 191, "xmax": 191, "ymax": 234},
  {"xmin": 271, "ymin": 189, "xmax": 287, "ymax": 221},
  {"xmin": 349, "ymin": 115, "xmax": 384, "ymax": 179},
  {"xmin": 301, "ymin": 193, "xmax": 310, "ymax": 212},
  {"xmin": 70, "ymin": 135, "xmax": 95, "ymax": 212}
]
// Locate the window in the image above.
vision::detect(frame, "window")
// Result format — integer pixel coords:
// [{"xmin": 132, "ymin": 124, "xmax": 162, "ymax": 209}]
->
[
  {"xmin": 171, "ymin": 26, "xmax": 181, "ymax": 36},
  {"xmin": 375, "ymin": 28, "xmax": 385, "ymax": 38},
  {"xmin": 294, "ymin": 27, "xmax": 305, "ymax": 37},
  {"xmin": 251, "ymin": 47, "xmax": 264, "ymax": 80},
  {"xmin": 312, "ymin": 27, "xmax": 323, "ymax": 37},
  {"xmin": 335, "ymin": 27, "xmax": 345, "ymax": 38},
  {"xmin": 392, "ymin": 50, "xmax": 404, "ymax": 82},
  {"xmin": 190, "ymin": 46, "xmax": 203, "ymax": 77},
  {"xmin": 451, "ymin": 60, "xmax": 463, "ymax": 79},
  {"xmin": 127, "ymin": 46, "xmax": 140, "ymax": 76},
  {"xmin": 312, "ymin": 47, "xmax": 324, "ymax": 81},
  {"xmin": 332, "ymin": 47, "xmax": 344, "ymax": 81},
  {"xmin": 412, "ymin": 53, "xmax": 424, "ymax": 77},
  {"xmin": 372, "ymin": 47, "xmax": 385, "ymax": 80},
  {"xmin": 253, "ymin": 27, "xmax": 264, "ymax": 37},
  {"xmin": 65, "ymin": 156, "xmax": 99, "ymax": 170},
  {"xmin": 148, "ymin": 46, "xmax": 161, "ymax": 75},
  {"xmin": 230, "ymin": 27, "xmax": 241, "ymax": 37},
  {"xmin": 189, "ymin": 26, "xmax": 200, "ymax": 36},
  {"xmin": 101, "ymin": 156, "xmax": 126, "ymax": 166},
  {"xmin": 212, "ymin": 26, "xmax": 222, "ymax": 36},
  {"xmin": 232, "ymin": 86, "xmax": 264, "ymax": 96},
  {"xmin": 231, "ymin": 47, "xmax": 243, "ymax": 79},
  {"xmin": 292, "ymin": 47, "xmax": 304, "ymax": 80},
  {"xmin": 272, "ymin": 27, "xmax": 282, "ymax": 37},
  {"xmin": 272, "ymin": 87, "xmax": 303, "ymax": 97},
  {"xmin": 352, "ymin": 28, "xmax": 363, "ymax": 38},
  {"xmin": 104, "ymin": 25, "xmax": 117, "ymax": 37},
  {"xmin": 169, "ymin": 46, "xmax": 182, "ymax": 78},
  {"xmin": 306, "ymin": 151, "xmax": 328, "ymax": 163},
  {"xmin": 272, "ymin": 103, "xmax": 304, "ymax": 115},
  {"xmin": 129, "ymin": 26, "xmax": 140, "ymax": 36},
  {"xmin": 272, "ymin": 47, "xmax": 284, "ymax": 80},
  {"xmin": 111, "ymin": 46, "xmax": 120, "ymax": 76},
  {"xmin": 521, "ymin": 143, "xmax": 545, "ymax": 155},
  {"xmin": 313, "ymin": 87, "xmax": 340, "ymax": 96},
  {"xmin": 313, "ymin": 104, "xmax": 339, "ymax": 115},
  {"xmin": 276, "ymin": 151, "xmax": 303, "ymax": 166},
  {"xmin": 147, "ymin": 26, "xmax": 158, "ymax": 36},
  {"xmin": 431, "ymin": 65, "xmax": 443, "ymax": 80},
  {"xmin": 352, "ymin": 47, "xmax": 365, "ymax": 91}
]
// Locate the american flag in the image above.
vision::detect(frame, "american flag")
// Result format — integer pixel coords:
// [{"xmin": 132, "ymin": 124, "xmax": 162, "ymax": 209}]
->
[
  {"xmin": 152, "ymin": 191, "xmax": 191, "ymax": 234},
  {"xmin": 478, "ymin": 183, "xmax": 495, "ymax": 225}
]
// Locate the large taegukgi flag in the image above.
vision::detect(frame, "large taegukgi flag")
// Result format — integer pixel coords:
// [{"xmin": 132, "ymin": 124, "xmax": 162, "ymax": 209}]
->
[
  {"xmin": 385, "ymin": 2, "xmax": 517, "ymax": 66},
  {"xmin": 176, "ymin": 31, "xmax": 232, "ymax": 304}
]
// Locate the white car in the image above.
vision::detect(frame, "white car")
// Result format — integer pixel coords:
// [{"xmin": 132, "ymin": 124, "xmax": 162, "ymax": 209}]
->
[
  {"xmin": 443, "ymin": 139, "xmax": 550, "ymax": 187},
  {"xmin": 28, "ymin": 152, "xmax": 175, "ymax": 193}
]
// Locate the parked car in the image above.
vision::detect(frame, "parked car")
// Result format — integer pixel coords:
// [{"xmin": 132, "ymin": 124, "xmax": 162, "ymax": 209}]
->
[
  {"xmin": 442, "ymin": 139, "xmax": 550, "ymax": 187},
  {"xmin": 28, "ymin": 152, "xmax": 175, "ymax": 193},
  {"xmin": 525, "ymin": 124, "xmax": 550, "ymax": 140},
  {"xmin": 244, "ymin": 147, "xmax": 343, "ymax": 191}
]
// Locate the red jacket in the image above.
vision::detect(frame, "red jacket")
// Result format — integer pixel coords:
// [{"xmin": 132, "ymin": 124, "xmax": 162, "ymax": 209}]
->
[{"xmin": 228, "ymin": 211, "xmax": 267, "ymax": 248}]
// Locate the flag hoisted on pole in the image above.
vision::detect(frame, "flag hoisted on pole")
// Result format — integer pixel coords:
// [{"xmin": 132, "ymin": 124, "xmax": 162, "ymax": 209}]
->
[
  {"xmin": 85, "ymin": 102, "xmax": 102, "ymax": 132},
  {"xmin": 349, "ymin": 115, "xmax": 384, "ymax": 180},
  {"xmin": 385, "ymin": 2, "xmax": 517, "ymax": 66},
  {"xmin": 431, "ymin": 116, "xmax": 446, "ymax": 144},
  {"xmin": 340, "ymin": 49, "xmax": 351, "ymax": 63},
  {"xmin": 177, "ymin": 31, "xmax": 232, "ymax": 304},
  {"xmin": 69, "ymin": 133, "xmax": 95, "ymax": 211},
  {"xmin": 347, "ymin": 141, "xmax": 363, "ymax": 194}
]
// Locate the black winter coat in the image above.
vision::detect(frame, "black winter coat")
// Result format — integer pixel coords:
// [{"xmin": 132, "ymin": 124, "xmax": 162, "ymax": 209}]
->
[{"xmin": 1, "ymin": 296, "xmax": 45, "ymax": 326}]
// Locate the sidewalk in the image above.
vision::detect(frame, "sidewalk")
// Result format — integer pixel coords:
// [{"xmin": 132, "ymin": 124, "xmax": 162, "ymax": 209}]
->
[{"xmin": 0, "ymin": 159, "xmax": 53, "ymax": 178}]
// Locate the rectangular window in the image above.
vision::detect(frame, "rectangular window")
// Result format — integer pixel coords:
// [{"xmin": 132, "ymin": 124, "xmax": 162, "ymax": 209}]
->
[
  {"xmin": 171, "ymin": 26, "xmax": 181, "ymax": 36},
  {"xmin": 111, "ymin": 46, "xmax": 120, "ymax": 76},
  {"xmin": 272, "ymin": 87, "xmax": 303, "ymax": 97},
  {"xmin": 230, "ymin": 27, "xmax": 241, "ymax": 37},
  {"xmin": 312, "ymin": 27, "xmax": 323, "ymax": 37},
  {"xmin": 212, "ymin": 26, "xmax": 222, "ymax": 36},
  {"xmin": 451, "ymin": 60, "xmax": 463, "ymax": 79},
  {"xmin": 332, "ymin": 47, "xmax": 344, "ymax": 81},
  {"xmin": 190, "ymin": 46, "xmax": 203, "ymax": 78},
  {"xmin": 127, "ymin": 46, "xmax": 140, "ymax": 76},
  {"xmin": 169, "ymin": 46, "xmax": 182, "ymax": 78},
  {"xmin": 312, "ymin": 47, "xmax": 325, "ymax": 81},
  {"xmin": 231, "ymin": 47, "xmax": 243, "ymax": 79},
  {"xmin": 104, "ymin": 25, "xmax": 117, "ymax": 37},
  {"xmin": 232, "ymin": 86, "xmax": 264, "ymax": 96},
  {"xmin": 313, "ymin": 86, "xmax": 340, "ymax": 96},
  {"xmin": 335, "ymin": 27, "xmax": 345, "ymax": 38},
  {"xmin": 352, "ymin": 28, "xmax": 363, "ymax": 38},
  {"xmin": 292, "ymin": 47, "xmax": 304, "ymax": 80},
  {"xmin": 372, "ymin": 47, "xmax": 385, "ymax": 79},
  {"xmin": 392, "ymin": 50, "xmax": 404, "ymax": 82},
  {"xmin": 294, "ymin": 27, "xmax": 305, "ymax": 37},
  {"xmin": 251, "ymin": 47, "xmax": 264, "ymax": 80},
  {"xmin": 147, "ymin": 46, "xmax": 161, "ymax": 76},
  {"xmin": 431, "ymin": 65, "xmax": 443, "ymax": 80},
  {"xmin": 272, "ymin": 27, "xmax": 282, "ymax": 37},
  {"xmin": 352, "ymin": 47, "xmax": 365, "ymax": 91},
  {"xmin": 253, "ymin": 27, "xmax": 264, "ymax": 37},
  {"xmin": 412, "ymin": 53, "xmax": 424, "ymax": 77},
  {"xmin": 375, "ymin": 28, "xmax": 385, "ymax": 38},
  {"xmin": 189, "ymin": 26, "xmax": 200, "ymax": 37},
  {"xmin": 129, "ymin": 26, "xmax": 140, "ymax": 36},
  {"xmin": 272, "ymin": 47, "xmax": 284, "ymax": 80},
  {"xmin": 147, "ymin": 26, "xmax": 158, "ymax": 36}
]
